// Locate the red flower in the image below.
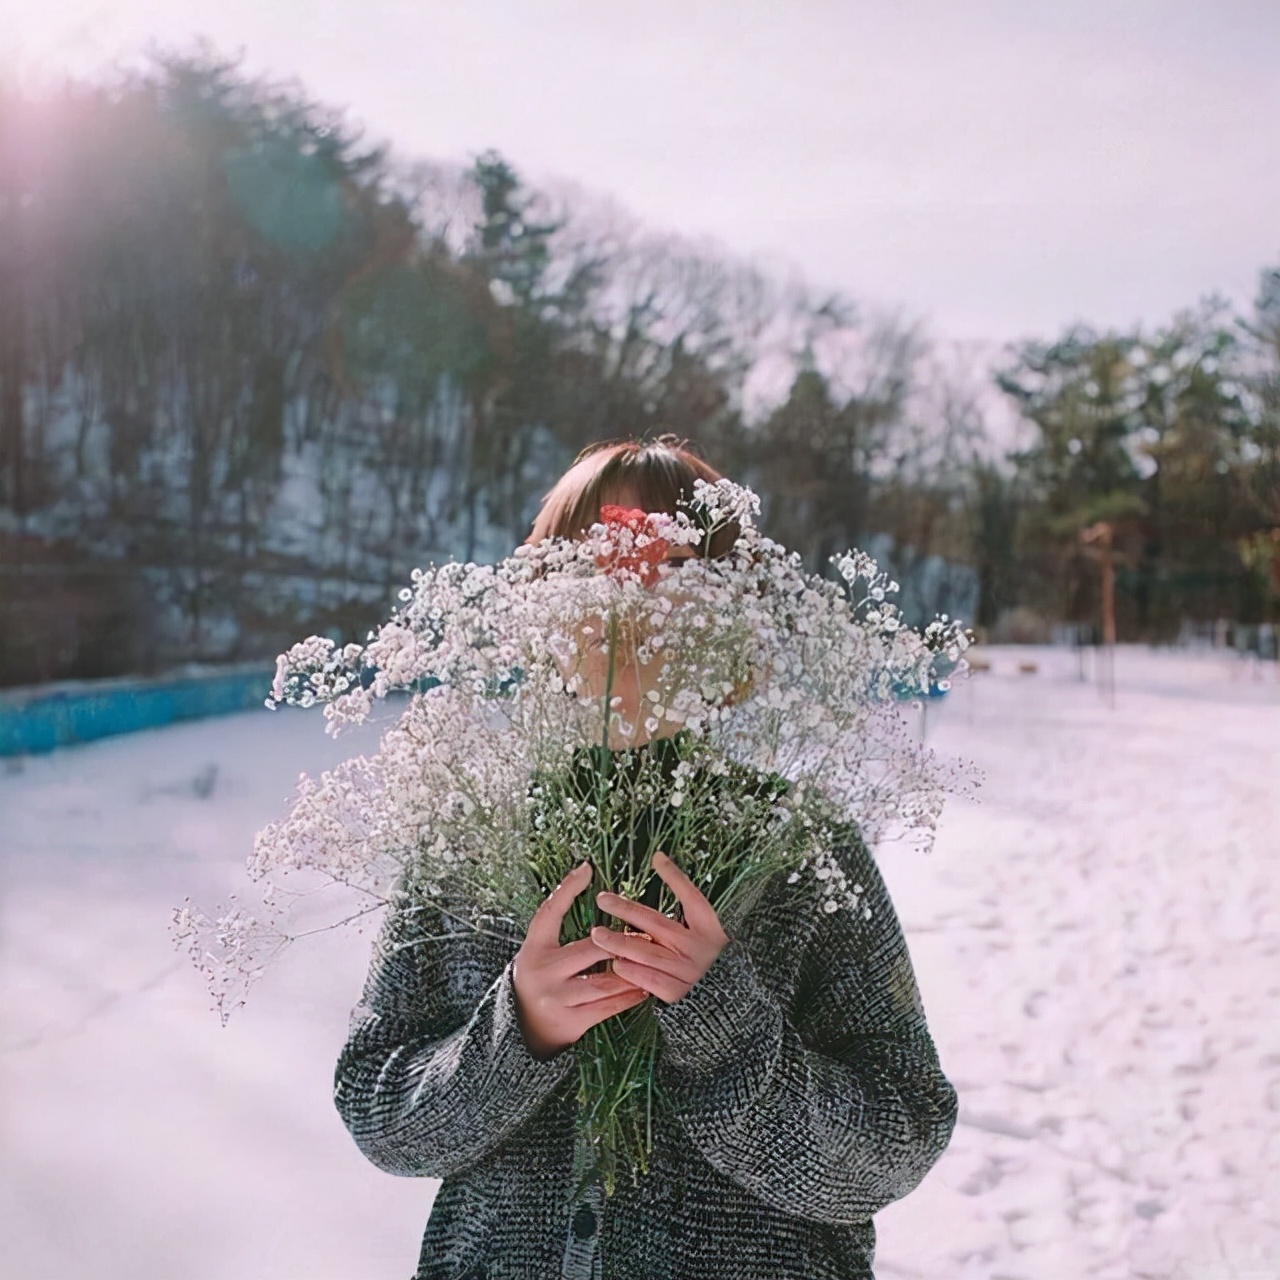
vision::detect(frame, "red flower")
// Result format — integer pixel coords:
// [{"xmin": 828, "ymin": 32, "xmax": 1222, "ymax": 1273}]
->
[{"xmin": 594, "ymin": 505, "xmax": 670, "ymax": 586}]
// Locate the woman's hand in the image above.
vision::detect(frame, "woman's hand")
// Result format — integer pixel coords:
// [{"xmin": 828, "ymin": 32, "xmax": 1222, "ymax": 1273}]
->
[
  {"xmin": 590, "ymin": 850, "xmax": 730, "ymax": 1004},
  {"xmin": 512, "ymin": 862, "xmax": 651, "ymax": 1060}
]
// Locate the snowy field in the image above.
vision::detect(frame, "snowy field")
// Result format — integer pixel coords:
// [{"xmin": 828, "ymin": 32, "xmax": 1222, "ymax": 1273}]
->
[{"xmin": 1, "ymin": 645, "xmax": 1277, "ymax": 1280}]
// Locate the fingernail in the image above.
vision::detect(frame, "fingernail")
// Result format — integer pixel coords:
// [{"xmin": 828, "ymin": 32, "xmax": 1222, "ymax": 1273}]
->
[{"xmin": 596, "ymin": 891, "xmax": 614, "ymax": 904}]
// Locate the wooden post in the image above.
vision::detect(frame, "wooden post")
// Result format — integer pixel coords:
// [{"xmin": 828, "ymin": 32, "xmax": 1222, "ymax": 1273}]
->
[
  {"xmin": 1080, "ymin": 521, "xmax": 1117, "ymax": 709},
  {"xmin": 1097, "ymin": 523, "xmax": 1116, "ymax": 647}
]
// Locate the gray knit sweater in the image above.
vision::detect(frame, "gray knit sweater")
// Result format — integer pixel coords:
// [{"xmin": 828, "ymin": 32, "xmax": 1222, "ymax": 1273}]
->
[{"xmin": 334, "ymin": 831, "xmax": 957, "ymax": 1279}]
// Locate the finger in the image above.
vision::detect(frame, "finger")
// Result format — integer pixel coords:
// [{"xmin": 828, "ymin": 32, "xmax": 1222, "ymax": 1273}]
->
[
  {"xmin": 562, "ymin": 971, "xmax": 643, "ymax": 1007},
  {"xmin": 581, "ymin": 985, "xmax": 651, "ymax": 1024},
  {"xmin": 610, "ymin": 957, "xmax": 686, "ymax": 1004},
  {"xmin": 650, "ymin": 850, "xmax": 720, "ymax": 934},
  {"xmin": 594, "ymin": 893, "xmax": 689, "ymax": 957},
  {"xmin": 590, "ymin": 925, "xmax": 691, "ymax": 979},
  {"xmin": 525, "ymin": 862, "xmax": 593, "ymax": 950},
  {"xmin": 550, "ymin": 935, "xmax": 615, "ymax": 978}
]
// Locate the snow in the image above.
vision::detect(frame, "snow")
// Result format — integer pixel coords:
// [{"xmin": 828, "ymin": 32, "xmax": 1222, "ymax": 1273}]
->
[
  {"xmin": 877, "ymin": 646, "xmax": 1280, "ymax": 1280},
  {"xmin": 2, "ymin": 645, "xmax": 1277, "ymax": 1279}
]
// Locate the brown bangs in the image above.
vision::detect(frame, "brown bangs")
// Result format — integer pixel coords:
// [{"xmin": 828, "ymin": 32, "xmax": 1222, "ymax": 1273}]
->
[{"xmin": 524, "ymin": 435, "xmax": 738, "ymax": 557}]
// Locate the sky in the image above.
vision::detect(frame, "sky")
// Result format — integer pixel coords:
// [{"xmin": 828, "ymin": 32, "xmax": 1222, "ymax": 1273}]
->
[{"xmin": 3, "ymin": 0, "xmax": 1278, "ymax": 345}]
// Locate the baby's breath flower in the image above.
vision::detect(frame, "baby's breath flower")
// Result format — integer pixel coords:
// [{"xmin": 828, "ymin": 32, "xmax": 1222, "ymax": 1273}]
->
[{"xmin": 177, "ymin": 477, "xmax": 979, "ymax": 1187}]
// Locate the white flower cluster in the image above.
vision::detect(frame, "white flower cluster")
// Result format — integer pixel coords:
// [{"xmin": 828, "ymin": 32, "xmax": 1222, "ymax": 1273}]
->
[
  {"xmin": 178, "ymin": 477, "xmax": 979, "ymax": 1024},
  {"xmin": 789, "ymin": 848, "xmax": 870, "ymax": 917},
  {"xmin": 170, "ymin": 895, "xmax": 290, "ymax": 1024}
]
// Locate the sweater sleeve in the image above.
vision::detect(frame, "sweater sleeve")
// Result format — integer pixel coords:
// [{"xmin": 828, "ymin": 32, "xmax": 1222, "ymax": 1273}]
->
[
  {"xmin": 653, "ymin": 833, "xmax": 957, "ymax": 1225},
  {"xmin": 333, "ymin": 888, "xmax": 574, "ymax": 1180}
]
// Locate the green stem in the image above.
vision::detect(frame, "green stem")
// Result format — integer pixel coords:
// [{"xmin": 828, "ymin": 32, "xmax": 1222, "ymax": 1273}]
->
[{"xmin": 597, "ymin": 612, "xmax": 619, "ymax": 883}]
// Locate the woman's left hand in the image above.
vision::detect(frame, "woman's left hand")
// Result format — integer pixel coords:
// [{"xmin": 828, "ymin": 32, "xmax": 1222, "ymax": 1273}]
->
[{"xmin": 590, "ymin": 850, "xmax": 729, "ymax": 1004}]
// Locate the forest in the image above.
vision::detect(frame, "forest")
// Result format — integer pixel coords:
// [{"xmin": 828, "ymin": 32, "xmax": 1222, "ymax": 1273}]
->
[{"xmin": 2, "ymin": 54, "xmax": 1277, "ymax": 686}]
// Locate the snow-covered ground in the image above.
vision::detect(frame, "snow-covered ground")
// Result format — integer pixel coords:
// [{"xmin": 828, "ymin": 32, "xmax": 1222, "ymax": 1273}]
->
[{"xmin": 2, "ymin": 645, "xmax": 1277, "ymax": 1280}]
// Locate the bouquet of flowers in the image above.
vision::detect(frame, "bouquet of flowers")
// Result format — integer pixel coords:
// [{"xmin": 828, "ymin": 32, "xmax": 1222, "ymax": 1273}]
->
[{"xmin": 172, "ymin": 478, "xmax": 977, "ymax": 1196}]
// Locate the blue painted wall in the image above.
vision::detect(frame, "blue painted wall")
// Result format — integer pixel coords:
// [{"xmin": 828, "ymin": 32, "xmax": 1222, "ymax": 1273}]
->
[
  {"xmin": 0, "ymin": 653, "xmax": 953, "ymax": 757},
  {"xmin": 0, "ymin": 665, "xmax": 272, "ymax": 756}
]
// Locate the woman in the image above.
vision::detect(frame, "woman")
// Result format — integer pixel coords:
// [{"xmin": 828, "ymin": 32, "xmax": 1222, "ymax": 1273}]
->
[{"xmin": 334, "ymin": 437, "xmax": 958, "ymax": 1280}]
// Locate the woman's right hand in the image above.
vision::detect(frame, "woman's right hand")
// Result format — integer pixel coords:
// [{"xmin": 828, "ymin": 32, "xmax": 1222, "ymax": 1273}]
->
[{"xmin": 512, "ymin": 862, "xmax": 650, "ymax": 1060}]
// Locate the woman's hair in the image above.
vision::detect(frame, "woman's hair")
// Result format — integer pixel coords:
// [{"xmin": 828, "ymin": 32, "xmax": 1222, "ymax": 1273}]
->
[
  {"xmin": 530, "ymin": 434, "xmax": 759, "ymax": 705},
  {"xmin": 525, "ymin": 434, "xmax": 737, "ymax": 555}
]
